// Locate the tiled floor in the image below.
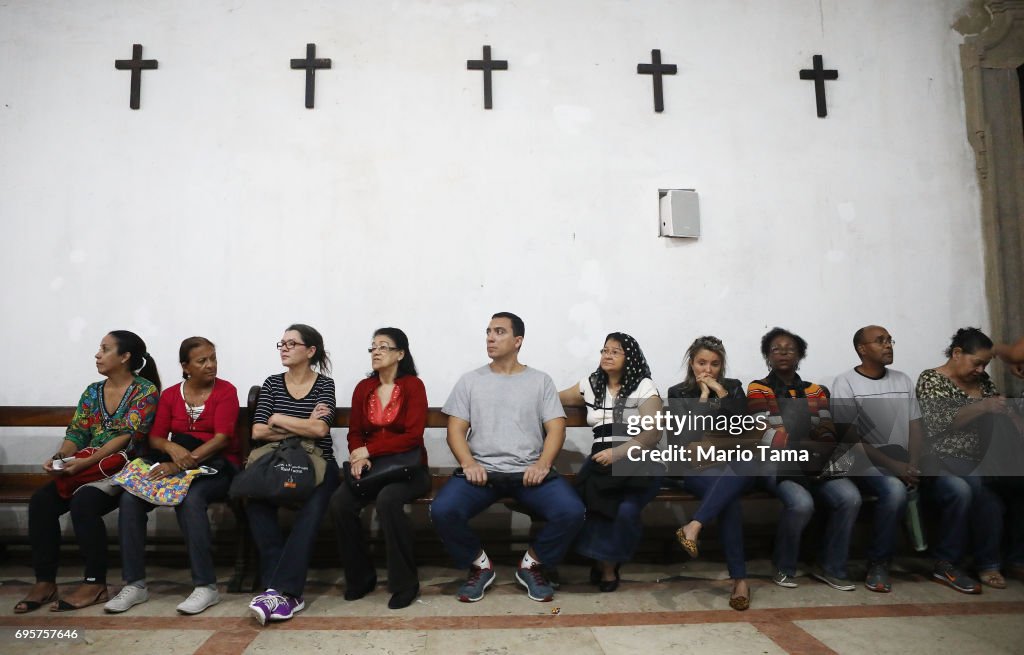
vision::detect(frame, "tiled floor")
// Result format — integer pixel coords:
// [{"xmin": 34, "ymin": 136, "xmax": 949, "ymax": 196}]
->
[{"xmin": 1, "ymin": 558, "xmax": 1022, "ymax": 654}]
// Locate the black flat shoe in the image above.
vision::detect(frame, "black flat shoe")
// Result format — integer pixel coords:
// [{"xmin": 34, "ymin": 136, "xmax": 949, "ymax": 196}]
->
[
  {"xmin": 14, "ymin": 588, "xmax": 58, "ymax": 614},
  {"xmin": 344, "ymin": 575, "xmax": 377, "ymax": 601},
  {"xmin": 388, "ymin": 584, "xmax": 419, "ymax": 609},
  {"xmin": 598, "ymin": 564, "xmax": 621, "ymax": 593}
]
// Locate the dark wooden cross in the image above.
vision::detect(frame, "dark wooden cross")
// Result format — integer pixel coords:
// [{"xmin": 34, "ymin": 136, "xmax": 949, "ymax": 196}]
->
[
  {"xmin": 637, "ymin": 49, "xmax": 677, "ymax": 113},
  {"xmin": 114, "ymin": 44, "xmax": 158, "ymax": 110},
  {"xmin": 799, "ymin": 54, "xmax": 839, "ymax": 118},
  {"xmin": 290, "ymin": 43, "xmax": 332, "ymax": 109},
  {"xmin": 467, "ymin": 45, "xmax": 508, "ymax": 110}
]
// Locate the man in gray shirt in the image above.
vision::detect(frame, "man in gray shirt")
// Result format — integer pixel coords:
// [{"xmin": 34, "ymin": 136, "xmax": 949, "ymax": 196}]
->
[{"xmin": 431, "ymin": 312, "xmax": 585, "ymax": 603}]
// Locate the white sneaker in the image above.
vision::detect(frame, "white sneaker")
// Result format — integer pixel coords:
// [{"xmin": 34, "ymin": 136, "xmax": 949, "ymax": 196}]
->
[
  {"xmin": 176, "ymin": 586, "xmax": 220, "ymax": 615},
  {"xmin": 104, "ymin": 585, "xmax": 149, "ymax": 613}
]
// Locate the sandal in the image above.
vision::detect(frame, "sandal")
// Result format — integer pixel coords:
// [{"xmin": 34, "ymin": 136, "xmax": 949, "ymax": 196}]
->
[
  {"xmin": 50, "ymin": 585, "xmax": 108, "ymax": 612},
  {"xmin": 729, "ymin": 581, "xmax": 750, "ymax": 611},
  {"xmin": 979, "ymin": 570, "xmax": 1007, "ymax": 589},
  {"xmin": 14, "ymin": 587, "xmax": 58, "ymax": 614},
  {"xmin": 675, "ymin": 527, "xmax": 699, "ymax": 558}
]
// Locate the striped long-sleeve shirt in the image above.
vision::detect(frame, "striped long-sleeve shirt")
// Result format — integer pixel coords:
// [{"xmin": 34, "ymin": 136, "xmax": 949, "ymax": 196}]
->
[{"xmin": 253, "ymin": 373, "xmax": 336, "ymax": 461}]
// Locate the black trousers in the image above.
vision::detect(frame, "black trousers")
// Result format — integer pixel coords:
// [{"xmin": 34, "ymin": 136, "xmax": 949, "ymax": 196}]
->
[
  {"xmin": 29, "ymin": 481, "xmax": 120, "ymax": 584},
  {"xmin": 329, "ymin": 466, "xmax": 431, "ymax": 594}
]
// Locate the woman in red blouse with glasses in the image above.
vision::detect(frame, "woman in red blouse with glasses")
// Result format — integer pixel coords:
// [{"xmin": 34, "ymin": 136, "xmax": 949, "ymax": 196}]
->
[{"xmin": 329, "ymin": 327, "xmax": 429, "ymax": 610}]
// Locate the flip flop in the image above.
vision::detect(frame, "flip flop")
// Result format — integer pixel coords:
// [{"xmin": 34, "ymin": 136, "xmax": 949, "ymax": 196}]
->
[
  {"xmin": 979, "ymin": 570, "xmax": 1007, "ymax": 589},
  {"xmin": 13, "ymin": 588, "xmax": 57, "ymax": 614},
  {"xmin": 49, "ymin": 586, "xmax": 108, "ymax": 612},
  {"xmin": 675, "ymin": 527, "xmax": 699, "ymax": 558}
]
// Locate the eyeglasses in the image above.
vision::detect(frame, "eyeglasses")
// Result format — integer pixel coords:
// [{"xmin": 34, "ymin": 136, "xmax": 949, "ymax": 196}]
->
[
  {"xmin": 866, "ymin": 337, "xmax": 895, "ymax": 346},
  {"xmin": 769, "ymin": 347, "xmax": 797, "ymax": 355},
  {"xmin": 368, "ymin": 344, "xmax": 400, "ymax": 354},
  {"xmin": 276, "ymin": 340, "xmax": 307, "ymax": 351},
  {"xmin": 600, "ymin": 348, "xmax": 625, "ymax": 357}
]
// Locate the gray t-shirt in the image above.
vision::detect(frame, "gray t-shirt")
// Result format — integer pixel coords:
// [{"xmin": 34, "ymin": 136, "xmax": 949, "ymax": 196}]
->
[{"xmin": 442, "ymin": 364, "xmax": 567, "ymax": 473}]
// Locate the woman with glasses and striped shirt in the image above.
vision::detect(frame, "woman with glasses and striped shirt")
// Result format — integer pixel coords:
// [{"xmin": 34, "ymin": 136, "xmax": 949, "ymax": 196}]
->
[{"xmin": 246, "ymin": 324, "xmax": 337, "ymax": 626}]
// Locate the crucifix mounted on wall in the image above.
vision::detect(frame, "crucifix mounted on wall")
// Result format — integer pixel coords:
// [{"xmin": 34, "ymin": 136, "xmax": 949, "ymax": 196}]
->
[
  {"xmin": 637, "ymin": 49, "xmax": 677, "ymax": 113},
  {"xmin": 291, "ymin": 43, "xmax": 332, "ymax": 109},
  {"xmin": 799, "ymin": 54, "xmax": 839, "ymax": 118},
  {"xmin": 467, "ymin": 45, "xmax": 508, "ymax": 110},
  {"xmin": 114, "ymin": 44, "xmax": 158, "ymax": 110}
]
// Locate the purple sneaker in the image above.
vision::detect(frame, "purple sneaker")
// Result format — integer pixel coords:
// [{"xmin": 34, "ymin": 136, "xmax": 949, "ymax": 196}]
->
[
  {"xmin": 248, "ymin": 590, "xmax": 282, "ymax": 626},
  {"xmin": 249, "ymin": 591, "xmax": 305, "ymax": 625},
  {"xmin": 271, "ymin": 594, "xmax": 305, "ymax": 622}
]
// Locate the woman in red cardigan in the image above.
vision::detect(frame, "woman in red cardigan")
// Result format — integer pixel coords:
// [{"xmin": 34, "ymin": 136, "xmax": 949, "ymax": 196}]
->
[{"xmin": 329, "ymin": 327, "xmax": 429, "ymax": 610}]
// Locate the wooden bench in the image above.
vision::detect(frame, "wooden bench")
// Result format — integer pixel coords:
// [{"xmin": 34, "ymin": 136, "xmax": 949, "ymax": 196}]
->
[{"xmin": 0, "ymin": 389, "xmax": 719, "ymax": 591}]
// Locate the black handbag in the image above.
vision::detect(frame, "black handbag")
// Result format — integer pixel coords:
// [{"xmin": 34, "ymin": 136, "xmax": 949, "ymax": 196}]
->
[
  {"xmin": 343, "ymin": 447, "xmax": 423, "ymax": 499},
  {"xmin": 229, "ymin": 436, "xmax": 316, "ymax": 505}
]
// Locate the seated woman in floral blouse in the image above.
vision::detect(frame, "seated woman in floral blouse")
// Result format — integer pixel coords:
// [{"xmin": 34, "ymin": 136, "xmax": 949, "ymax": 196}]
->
[
  {"xmin": 16, "ymin": 331, "xmax": 160, "ymax": 613},
  {"xmin": 917, "ymin": 327, "xmax": 1024, "ymax": 591}
]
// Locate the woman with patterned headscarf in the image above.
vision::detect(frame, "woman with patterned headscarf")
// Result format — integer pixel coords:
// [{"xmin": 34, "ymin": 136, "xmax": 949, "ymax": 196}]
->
[{"xmin": 559, "ymin": 332, "xmax": 662, "ymax": 592}]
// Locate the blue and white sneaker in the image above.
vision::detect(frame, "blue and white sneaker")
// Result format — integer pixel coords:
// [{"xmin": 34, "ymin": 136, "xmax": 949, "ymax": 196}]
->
[
  {"xmin": 515, "ymin": 563, "xmax": 554, "ymax": 602},
  {"xmin": 457, "ymin": 566, "xmax": 496, "ymax": 602}
]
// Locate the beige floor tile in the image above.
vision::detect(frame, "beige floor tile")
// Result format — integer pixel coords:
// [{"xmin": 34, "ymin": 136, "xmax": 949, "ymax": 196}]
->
[
  {"xmin": 592, "ymin": 623, "xmax": 788, "ymax": 655},
  {"xmin": 421, "ymin": 627, "xmax": 605, "ymax": 655},
  {"xmin": 796, "ymin": 615, "xmax": 1024, "ymax": 655},
  {"xmin": 245, "ymin": 629, "xmax": 427, "ymax": 654},
  {"xmin": 9, "ymin": 629, "xmax": 212, "ymax": 654}
]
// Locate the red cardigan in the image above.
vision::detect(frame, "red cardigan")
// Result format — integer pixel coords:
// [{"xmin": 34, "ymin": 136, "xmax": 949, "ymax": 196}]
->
[
  {"xmin": 347, "ymin": 375, "xmax": 428, "ymax": 465},
  {"xmin": 150, "ymin": 378, "xmax": 241, "ymax": 467}
]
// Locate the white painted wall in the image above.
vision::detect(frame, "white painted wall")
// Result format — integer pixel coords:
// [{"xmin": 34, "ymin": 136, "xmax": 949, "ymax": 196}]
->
[{"xmin": 0, "ymin": 0, "xmax": 986, "ymax": 468}]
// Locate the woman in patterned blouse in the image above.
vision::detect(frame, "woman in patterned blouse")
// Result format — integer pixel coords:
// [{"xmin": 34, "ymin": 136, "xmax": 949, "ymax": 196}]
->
[
  {"xmin": 916, "ymin": 327, "xmax": 1024, "ymax": 591},
  {"xmin": 15, "ymin": 331, "xmax": 160, "ymax": 613}
]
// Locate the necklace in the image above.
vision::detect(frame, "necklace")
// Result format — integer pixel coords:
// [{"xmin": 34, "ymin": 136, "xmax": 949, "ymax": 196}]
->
[{"xmin": 182, "ymin": 381, "xmax": 214, "ymax": 431}]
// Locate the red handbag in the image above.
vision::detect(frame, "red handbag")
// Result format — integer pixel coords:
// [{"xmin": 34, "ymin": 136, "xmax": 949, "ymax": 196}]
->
[{"xmin": 54, "ymin": 447, "xmax": 130, "ymax": 499}]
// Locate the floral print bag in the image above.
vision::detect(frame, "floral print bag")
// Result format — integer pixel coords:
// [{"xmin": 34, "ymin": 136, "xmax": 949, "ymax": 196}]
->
[{"xmin": 112, "ymin": 457, "xmax": 217, "ymax": 506}]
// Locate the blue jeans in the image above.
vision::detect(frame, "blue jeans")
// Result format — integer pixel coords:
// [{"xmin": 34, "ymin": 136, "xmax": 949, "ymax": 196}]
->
[
  {"xmin": 430, "ymin": 473, "xmax": 585, "ymax": 569},
  {"xmin": 574, "ymin": 470, "xmax": 661, "ymax": 564},
  {"xmin": 922, "ymin": 468, "xmax": 1003, "ymax": 570},
  {"xmin": 246, "ymin": 463, "xmax": 340, "ymax": 597},
  {"xmin": 672, "ymin": 465, "xmax": 755, "ymax": 579},
  {"xmin": 119, "ymin": 469, "xmax": 234, "ymax": 586},
  {"xmin": 761, "ymin": 474, "xmax": 860, "ymax": 578},
  {"xmin": 853, "ymin": 468, "xmax": 907, "ymax": 564}
]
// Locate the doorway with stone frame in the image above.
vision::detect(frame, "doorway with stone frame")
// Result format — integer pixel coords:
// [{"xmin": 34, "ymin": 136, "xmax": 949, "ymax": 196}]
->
[{"xmin": 958, "ymin": 0, "xmax": 1024, "ymax": 396}]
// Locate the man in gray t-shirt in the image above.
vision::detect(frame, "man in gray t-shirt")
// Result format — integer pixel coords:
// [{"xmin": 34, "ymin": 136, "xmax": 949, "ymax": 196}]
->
[
  {"xmin": 431, "ymin": 312, "xmax": 584, "ymax": 604},
  {"xmin": 443, "ymin": 364, "xmax": 566, "ymax": 473}
]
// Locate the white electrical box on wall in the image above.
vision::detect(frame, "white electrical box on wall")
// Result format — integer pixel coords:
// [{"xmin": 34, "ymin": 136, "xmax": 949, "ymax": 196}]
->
[{"xmin": 659, "ymin": 189, "xmax": 700, "ymax": 238}]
